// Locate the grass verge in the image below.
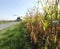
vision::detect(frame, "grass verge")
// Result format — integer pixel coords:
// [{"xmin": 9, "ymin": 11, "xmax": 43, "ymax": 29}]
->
[{"xmin": 0, "ymin": 21, "xmax": 28, "ymax": 49}]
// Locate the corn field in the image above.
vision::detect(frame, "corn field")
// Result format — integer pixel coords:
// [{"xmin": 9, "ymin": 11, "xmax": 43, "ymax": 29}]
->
[{"xmin": 22, "ymin": 0, "xmax": 60, "ymax": 49}]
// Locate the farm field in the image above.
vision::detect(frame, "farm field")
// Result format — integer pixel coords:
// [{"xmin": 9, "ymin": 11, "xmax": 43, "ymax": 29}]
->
[{"xmin": 0, "ymin": 21, "xmax": 8, "ymax": 24}]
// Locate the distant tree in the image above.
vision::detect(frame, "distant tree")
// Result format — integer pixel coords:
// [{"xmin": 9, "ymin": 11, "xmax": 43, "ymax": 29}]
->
[{"xmin": 16, "ymin": 17, "xmax": 21, "ymax": 21}]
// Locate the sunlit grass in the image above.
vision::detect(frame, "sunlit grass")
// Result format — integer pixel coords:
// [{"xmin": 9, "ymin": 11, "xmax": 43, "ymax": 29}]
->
[{"xmin": 0, "ymin": 21, "xmax": 28, "ymax": 49}]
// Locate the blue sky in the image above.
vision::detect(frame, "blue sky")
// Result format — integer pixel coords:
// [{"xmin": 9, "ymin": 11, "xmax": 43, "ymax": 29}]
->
[{"xmin": 0, "ymin": 0, "xmax": 39, "ymax": 20}]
